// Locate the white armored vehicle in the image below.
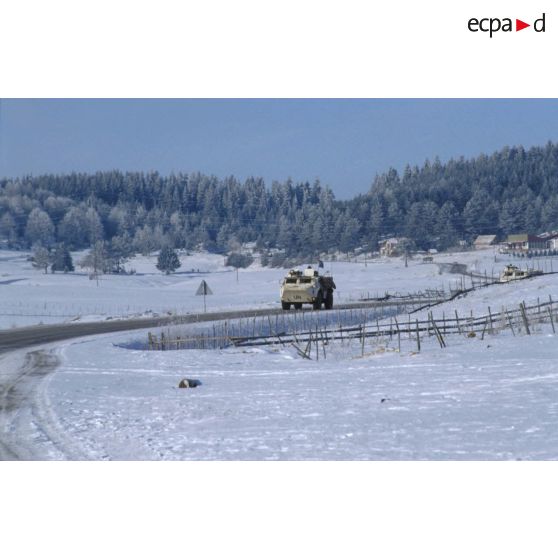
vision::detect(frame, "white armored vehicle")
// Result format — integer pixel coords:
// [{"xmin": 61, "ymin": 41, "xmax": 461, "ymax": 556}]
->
[
  {"xmin": 499, "ymin": 264, "xmax": 543, "ymax": 283},
  {"xmin": 280, "ymin": 266, "xmax": 336, "ymax": 310}
]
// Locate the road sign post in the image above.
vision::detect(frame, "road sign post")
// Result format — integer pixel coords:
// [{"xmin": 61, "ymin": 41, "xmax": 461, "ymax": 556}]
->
[{"xmin": 195, "ymin": 280, "xmax": 213, "ymax": 312}]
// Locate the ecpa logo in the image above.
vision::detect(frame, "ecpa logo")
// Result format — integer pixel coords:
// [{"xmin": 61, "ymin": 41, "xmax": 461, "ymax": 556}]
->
[{"xmin": 468, "ymin": 13, "xmax": 546, "ymax": 37}]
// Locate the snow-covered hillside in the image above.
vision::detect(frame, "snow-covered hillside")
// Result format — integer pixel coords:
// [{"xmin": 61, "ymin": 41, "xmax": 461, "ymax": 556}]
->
[{"xmin": 3, "ymin": 247, "xmax": 558, "ymax": 460}]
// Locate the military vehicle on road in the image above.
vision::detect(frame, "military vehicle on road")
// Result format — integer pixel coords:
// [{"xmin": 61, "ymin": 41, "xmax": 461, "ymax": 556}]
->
[{"xmin": 280, "ymin": 266, "xmax": 336, "ymax": 310}]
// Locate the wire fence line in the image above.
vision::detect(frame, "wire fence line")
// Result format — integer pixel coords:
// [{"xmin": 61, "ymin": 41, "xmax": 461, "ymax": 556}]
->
[
  {"xmin": 358, "ymin": 267, "xmax": 508, "ymax": 309},
  {"xmin": 147, "ymin": 305, "xmax": 405, "ymax": 351},
  {"xmin": 146, "ymin": 295, "xmax": 557, "ymax": 358},
  {"xmin": 0, "ymin": 301, "xmax": 193, "ymax": 319}
]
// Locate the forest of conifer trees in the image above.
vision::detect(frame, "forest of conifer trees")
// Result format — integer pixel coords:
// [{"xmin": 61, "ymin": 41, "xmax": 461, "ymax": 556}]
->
[{"xmin": 2, "ymin": 142, "xmax": 558, "ymax": 262}]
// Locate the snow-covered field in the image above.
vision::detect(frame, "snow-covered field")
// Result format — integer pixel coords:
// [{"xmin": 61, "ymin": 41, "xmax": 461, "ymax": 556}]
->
[
  {"xmin": 28, "ymin": 329, "xmax": 558, "ymax": 460},
  {"xmin": 0, "ymin": 250, "xmax": 259, "ymax": 328},
  {"xmin": 0, "ymin": 246, "xmax": 530, "ymax": 329},
  {"xmin": 3, "ymin": 247, "xmax": 558, "ymax": 460}
]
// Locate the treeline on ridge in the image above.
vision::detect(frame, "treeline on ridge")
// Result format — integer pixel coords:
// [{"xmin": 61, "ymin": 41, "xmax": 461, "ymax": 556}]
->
[{"xmin": 2, "ymin": 142, "xmax": 558, "ymax": 263}]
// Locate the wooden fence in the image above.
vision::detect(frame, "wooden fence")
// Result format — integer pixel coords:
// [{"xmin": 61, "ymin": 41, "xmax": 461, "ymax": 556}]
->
[{"xmin": 147, "ymin": 296, "xmax": 557, "ymax": 357}]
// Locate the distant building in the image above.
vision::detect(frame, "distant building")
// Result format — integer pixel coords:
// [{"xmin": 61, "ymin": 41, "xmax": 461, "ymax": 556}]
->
[
  {"xmin": 506, "ymin": 234, "xmax": 530, "ymax": 251},
  {"xmin": 506, "ymin": 233, "xmax": 549, "ymax": 252},
  {"xmin": 531, "ymin": 234, "xmax": 548, "ymax": 251},
  {"xmin": 473, "ymin": 235, "xmax": 497, "ymax": 250},
  {"xmin": 538, "ymin": 231, "xmax": 558, "ymax": 251}
]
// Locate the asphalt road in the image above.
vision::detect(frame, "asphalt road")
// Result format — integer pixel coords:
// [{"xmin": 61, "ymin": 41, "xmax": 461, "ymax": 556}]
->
[
  {"xmin": 0, "ymin": 308, "xmax": 285, "ymax": 354},
  {"xmin": 0, "ymin": 299, "xmax": 427, "ymax": 355}
]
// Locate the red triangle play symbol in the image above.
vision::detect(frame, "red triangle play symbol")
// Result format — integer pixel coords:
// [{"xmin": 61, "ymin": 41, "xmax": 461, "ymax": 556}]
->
[{"xmin": 516, "ymin": 19, "xmax": 530, "ymax": 31}]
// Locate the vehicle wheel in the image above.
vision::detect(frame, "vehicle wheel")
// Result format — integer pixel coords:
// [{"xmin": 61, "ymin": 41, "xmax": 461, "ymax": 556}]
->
[
  {"xmin": 324, "ymin": 290, "xmax": 333, "ymax": 309},
  {"xmin": 312, "ymin": 291, "xmax": 323, "ymax": 310},
  {"xmin": 281, "ymin": 301, "xmax": 291, "ymax": 310},
  {"xmin": 294, "ymin": 303, "xmax": 303, "ymax": 310}
]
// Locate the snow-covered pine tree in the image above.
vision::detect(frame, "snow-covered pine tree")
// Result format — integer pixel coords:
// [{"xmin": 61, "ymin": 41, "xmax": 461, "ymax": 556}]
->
[
  {"xmin": 156, "ymin": 246, "xmax": 181, "ymax": 274},
  {"xmin": 51, "ymin": 244, "xmax": 74, "ymax": 273}
]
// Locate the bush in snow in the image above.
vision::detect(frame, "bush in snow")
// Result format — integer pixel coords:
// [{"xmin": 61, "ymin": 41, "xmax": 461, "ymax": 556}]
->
[
  {"xmin": 32, "ymin": 246, "xmax": 52, "ymax": 274},
  {"xmin": 225, "ymin": 252, "xmax": 254, "ymax": 268}
]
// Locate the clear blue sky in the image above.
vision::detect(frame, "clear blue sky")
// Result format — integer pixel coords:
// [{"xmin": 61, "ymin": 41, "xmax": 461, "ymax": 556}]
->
[{"xmin": 2, "ymin": 99, "xmax": 558, "ymax": 199}]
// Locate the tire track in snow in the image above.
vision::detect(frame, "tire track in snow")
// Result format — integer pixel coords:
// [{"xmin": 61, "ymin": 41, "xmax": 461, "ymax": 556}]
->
[
  {"xmin": 0, "ymin": 350, "xmax": 83, "ymax": 460},
  {"xmin": 29, "ymin": 361, "xmax": 93, "ymax": 460}
]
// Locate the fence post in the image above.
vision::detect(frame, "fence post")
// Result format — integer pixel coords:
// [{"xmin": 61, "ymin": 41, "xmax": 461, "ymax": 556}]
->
[
  {"xmin": 519, "ymin": 302, "xmax": 531, "ymax": 335},
  {"xmin": 394, "ymin": 316, "xmax": 401, "ymax": 352},
  {"xmin": 481, "ymin": 318, "xmax": 488, "ymax": 340},
  {"xmin": 304, "ymin": 332, "xmax": 312, "ymax": 358},
  {"xmin": 430, "ymin": 313, "xmax": 446, "ymax": 348},
  {"xmin": 455, "ymin": 310, "xmax": 462, "ymax": 335},
  {"xmin": 506, "ymin": 310, "xmax": 516, "ymax": 336},
  {"xmin": 548, "ymin": 307, "xmax": 556, "ymax": 334},
  {"xmin": 415, "ymin": 319, "xmax": 421, "ymax": 352},
  {"xmin": 292, "ymin": 341, "xmax": 311, "ymax": 360}
]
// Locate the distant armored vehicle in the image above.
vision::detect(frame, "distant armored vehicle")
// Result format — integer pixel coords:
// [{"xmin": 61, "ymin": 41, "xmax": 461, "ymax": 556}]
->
[
  {"xmin": 280, "ymin": 266, "xmax": 336, "ymax": 310},
  {"xmin": 499, "ymin": 264, "xmax": 543, "ymax": 283}
]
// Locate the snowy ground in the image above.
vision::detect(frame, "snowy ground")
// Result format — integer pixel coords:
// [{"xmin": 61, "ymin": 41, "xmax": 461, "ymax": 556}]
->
[
  {"xmin": 13, "ymin": 322, "xmax": 558, "ymax": 460},
  {"xmin": 3, "ymin": 247, "xmax": 558, "ymax": 460},
  {"xmin": 0, "ymin": 250, "xmax": 246, "ymax": 328}
]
